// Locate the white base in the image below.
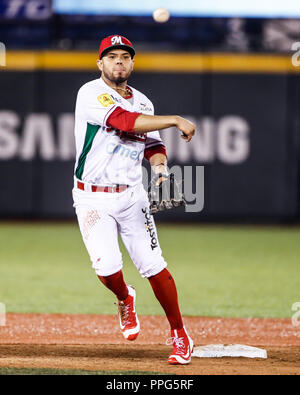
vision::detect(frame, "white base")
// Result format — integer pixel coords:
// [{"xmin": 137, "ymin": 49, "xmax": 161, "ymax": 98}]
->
[{"xmin": 191, "ymin": 344, "xmax": 267, "ymax": 359}]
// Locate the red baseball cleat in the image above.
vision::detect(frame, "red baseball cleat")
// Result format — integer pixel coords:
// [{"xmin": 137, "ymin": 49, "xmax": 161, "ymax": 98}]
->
[
  {"xmin": 116, "ymin": 285, "xmax": 140, "ymax": 341},
  {"xmin": 167, "ymin": 327, "xmax": 194, "ymax": 365}
]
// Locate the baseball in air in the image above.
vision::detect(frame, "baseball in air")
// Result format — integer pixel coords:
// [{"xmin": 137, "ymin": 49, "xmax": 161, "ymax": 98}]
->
[{"xmin": 153, "ymin": 8, "xmax": 170, "ymax": 23}]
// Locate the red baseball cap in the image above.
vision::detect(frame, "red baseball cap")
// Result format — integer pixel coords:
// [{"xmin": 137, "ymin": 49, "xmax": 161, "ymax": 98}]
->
[{"xmin": 99, "ymin": 35, "xmax": 135, "ymax": 59}]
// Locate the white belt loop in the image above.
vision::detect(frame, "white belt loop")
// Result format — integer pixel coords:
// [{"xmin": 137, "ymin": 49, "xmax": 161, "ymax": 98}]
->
[{"xmin": 85, "ymin": 183, "xmax": 92, "ymax": 192}]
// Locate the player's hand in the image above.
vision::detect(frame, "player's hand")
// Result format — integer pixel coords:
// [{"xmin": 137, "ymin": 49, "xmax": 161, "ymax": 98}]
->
[
  {"xmin": 148, "ymin": 172, "xmax": 186, "ymax": 214},
  {"xmin": 153, "ymin": 164, "xmax": 169, "ymax": 186},
  {"xmin": 175, "ymin": 116, "xmax": 195, "ymax": 142}
]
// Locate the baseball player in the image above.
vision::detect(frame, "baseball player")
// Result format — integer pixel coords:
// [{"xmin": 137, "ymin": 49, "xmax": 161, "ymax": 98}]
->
[{"xmin": 72, "ymin": 35, "xmax": 195, "ymax": 365}]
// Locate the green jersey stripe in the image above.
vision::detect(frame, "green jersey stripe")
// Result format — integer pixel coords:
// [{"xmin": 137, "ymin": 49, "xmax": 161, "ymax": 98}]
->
[{"xmin": 75, "ymin": 123, "xmax": 100, "ymax": 180}]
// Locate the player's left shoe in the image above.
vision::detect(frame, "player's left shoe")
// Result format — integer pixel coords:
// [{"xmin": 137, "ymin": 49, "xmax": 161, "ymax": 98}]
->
[
  {"xmin": 167, "ymin": 326, "xmax": 194, "ymax": 365},
  {"xmin": 116, "ymin": 285, "xmax": 140, "ymax": 341}
]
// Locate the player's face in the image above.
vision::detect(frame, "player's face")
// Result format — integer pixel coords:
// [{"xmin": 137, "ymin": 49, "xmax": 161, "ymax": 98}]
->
[{"xmin": 97, "ymin": 49, "xmax": 134, "ymax": 84}]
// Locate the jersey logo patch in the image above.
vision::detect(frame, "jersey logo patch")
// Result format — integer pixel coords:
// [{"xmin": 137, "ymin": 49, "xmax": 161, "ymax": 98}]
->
[{"xmin": 97, "ymin": 94, "xmax": 115, "ymax": 107}]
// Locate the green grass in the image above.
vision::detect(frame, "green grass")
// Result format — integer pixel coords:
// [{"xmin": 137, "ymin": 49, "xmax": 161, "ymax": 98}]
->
[
  {"xmin": 0, "ymin": 222, "xmax": 299, "ymax": 318},
  {"xmin": 0, "ymin": 367, "xmax": 163, "ymax": 375}
]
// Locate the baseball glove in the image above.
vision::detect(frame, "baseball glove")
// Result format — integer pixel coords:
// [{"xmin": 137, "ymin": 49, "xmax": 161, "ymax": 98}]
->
[{"xmin": 148, "ymin": 172, "xmax": 186, "ymax": 215}]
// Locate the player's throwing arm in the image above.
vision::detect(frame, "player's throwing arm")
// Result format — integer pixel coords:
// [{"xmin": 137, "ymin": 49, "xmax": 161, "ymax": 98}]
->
[{"xmin": 134, "ymin": 114, "xmax": 195, "ymax": 142}]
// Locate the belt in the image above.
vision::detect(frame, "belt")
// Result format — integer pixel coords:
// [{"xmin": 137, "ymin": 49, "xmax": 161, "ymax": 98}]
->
[{"xmin": 77, "ymin": 181, "xmax": 129, "ymax": 193}]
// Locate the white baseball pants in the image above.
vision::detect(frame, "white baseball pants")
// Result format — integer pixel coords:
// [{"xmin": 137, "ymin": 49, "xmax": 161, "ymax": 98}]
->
[{"xmin": 72, "ymin": 182, "xmax": 167, "ymax": 278}]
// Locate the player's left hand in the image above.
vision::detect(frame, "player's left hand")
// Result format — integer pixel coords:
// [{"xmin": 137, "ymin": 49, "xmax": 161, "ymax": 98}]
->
[
  {"xmin": 153, "ymin": 164, "xmax": 169, "ymax": 187},
  {"xmin": 148, "ymin": 172, "xmax": 186, "ymax": 215}
]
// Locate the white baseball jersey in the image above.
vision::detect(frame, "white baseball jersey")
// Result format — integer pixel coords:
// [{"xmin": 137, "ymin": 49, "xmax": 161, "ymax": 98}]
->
[{"xmin": 74, "ymin": 77, "xmax": 164, "ymax": 187}]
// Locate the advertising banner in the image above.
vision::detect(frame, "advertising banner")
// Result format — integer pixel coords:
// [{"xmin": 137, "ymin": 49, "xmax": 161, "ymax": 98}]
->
[{"xmin": 0, "ymin": 70, "xmax": 298, "ymax": 220}]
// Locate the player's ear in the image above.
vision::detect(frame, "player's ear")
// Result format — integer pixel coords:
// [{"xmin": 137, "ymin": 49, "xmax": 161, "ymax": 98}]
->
[{"xmin": 96, "ymin": 59, "xmax": 103, "ymax": 72}]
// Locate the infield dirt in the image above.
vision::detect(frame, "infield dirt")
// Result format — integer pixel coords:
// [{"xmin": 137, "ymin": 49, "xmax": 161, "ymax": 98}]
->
[{"xmin": 0, "ymin": 313, "xmax": 300, "ymax": 375}]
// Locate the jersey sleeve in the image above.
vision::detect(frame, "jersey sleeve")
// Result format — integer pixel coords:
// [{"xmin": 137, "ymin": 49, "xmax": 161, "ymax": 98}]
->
[
  {"xmin": 76, "ymin": 87, "xmax": 118, "ymax": 126},
  {"xmin": 144, "ymin": 130, "xmax": 167, "ymax": 161},
  {"xmin": 145, "ymin": 131, "xmax": 164, "ymax": 149},
  {"xmin": 144, "ymin": 144, "xmax": 167, "ymax": 161},
  {"xmin": 107, "ymin": 106, "xmax": 141, "ymax": 132}
]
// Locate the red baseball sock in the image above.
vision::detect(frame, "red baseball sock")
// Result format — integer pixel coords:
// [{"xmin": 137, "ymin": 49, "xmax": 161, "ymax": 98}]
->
[
  {"xmin": 148, "ymin": 268, "xmax": 183, "ymax": 330},
  {"xmin": 98, "ymin": 270, "xmax": 129, "ymax": 301}
]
